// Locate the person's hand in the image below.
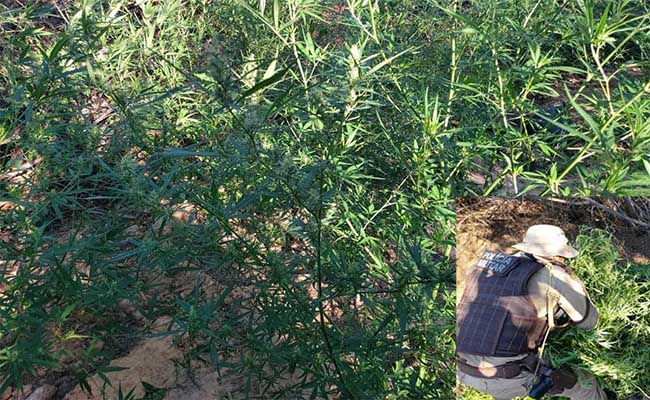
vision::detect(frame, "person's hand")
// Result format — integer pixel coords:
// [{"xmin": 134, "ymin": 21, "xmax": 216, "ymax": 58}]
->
[{"xmin": 553, "ymin": 308, "xmax": 572, "ymax": 329}]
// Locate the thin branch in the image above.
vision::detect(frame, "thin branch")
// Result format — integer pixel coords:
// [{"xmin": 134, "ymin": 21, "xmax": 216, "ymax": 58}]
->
[
  {"xmin": 546, "ymin": 197, "xmax": 650, "ymax": 231},
  {"xmin": 315, "ymin": 169, "xmax": 356, "ymax": 400}
]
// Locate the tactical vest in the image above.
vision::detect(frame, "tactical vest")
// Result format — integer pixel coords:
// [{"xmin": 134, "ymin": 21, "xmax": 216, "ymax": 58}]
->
[{"xmin": 457, "ymin": 251, "xmax": 548, "ymax": 357}]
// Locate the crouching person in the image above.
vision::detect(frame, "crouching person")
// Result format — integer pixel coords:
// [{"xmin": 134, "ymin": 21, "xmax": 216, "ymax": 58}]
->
[{"xmin": 456, "ymin": 225, "xmax": 610, "ymax": 400}]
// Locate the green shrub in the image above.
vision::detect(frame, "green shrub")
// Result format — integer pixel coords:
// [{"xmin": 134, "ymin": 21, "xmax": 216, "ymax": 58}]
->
[{"xmin": 1, "ymin": 1, "xmax": 455, "ymax": 398}]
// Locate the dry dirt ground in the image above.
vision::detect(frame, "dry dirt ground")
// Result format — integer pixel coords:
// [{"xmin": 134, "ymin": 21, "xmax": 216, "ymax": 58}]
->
[{"xmin": 456, "ymin": 196, "xmax": 650, "ymax": 298}]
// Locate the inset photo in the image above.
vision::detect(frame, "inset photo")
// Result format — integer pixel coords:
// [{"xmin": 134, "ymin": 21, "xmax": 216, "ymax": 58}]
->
[{"xmin": 455, "ymin": 197, "xmax": 650, "ymax": 400}]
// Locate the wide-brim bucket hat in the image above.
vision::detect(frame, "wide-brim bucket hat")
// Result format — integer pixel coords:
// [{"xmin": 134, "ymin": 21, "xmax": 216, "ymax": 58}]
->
[{"xmin": 512, "ymin": 224, "xmax": 578, "ymax": 258}]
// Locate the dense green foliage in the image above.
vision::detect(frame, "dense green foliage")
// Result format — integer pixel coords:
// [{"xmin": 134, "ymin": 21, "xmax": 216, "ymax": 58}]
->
[
  {"xmin": 1, "ymin": 0, "xmax": 649, "ymax": 398},
  {"xmin": 438, "ymin": 0, "xmax": 650, "ymax": 196},
  {"xmin": 1, "ymin": 1, "xmax": 456, "ymax": 398}
]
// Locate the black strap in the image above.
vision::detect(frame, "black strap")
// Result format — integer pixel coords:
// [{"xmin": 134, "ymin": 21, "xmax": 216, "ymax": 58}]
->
[{"xmin": 457, "ymin": 354, "xmax": 539, "ymax": 379}]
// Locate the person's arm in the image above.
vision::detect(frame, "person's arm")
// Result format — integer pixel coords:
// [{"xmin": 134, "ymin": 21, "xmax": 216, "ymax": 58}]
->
[
  {"xmin": 575, "ymin": 297, "xmax": 598, "ymax": 329},
  {"xmin": 551, "ymin": 265, "xmax": 599, "ymax": 329}
]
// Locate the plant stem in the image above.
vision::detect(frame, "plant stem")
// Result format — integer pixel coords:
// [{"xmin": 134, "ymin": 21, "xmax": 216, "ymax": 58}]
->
[
  {"xmin": 315, "ymin": 169, "xmax": 356, "ymax": 399},
  {"xmin": 444, "ymin": 0, "xmax": 458, "ymax": 129}
]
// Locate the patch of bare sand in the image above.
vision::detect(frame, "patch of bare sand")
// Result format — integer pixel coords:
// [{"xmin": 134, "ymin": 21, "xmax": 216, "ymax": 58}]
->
[{"xmin": 64, "ymin": 318, "xmax": 183, "ymax": 400}]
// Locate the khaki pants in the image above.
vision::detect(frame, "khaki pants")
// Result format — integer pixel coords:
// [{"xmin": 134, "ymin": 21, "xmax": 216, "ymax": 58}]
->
[{"xmin": 458, "ymin": 367, "xmax": 608, "ymax": 400}]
